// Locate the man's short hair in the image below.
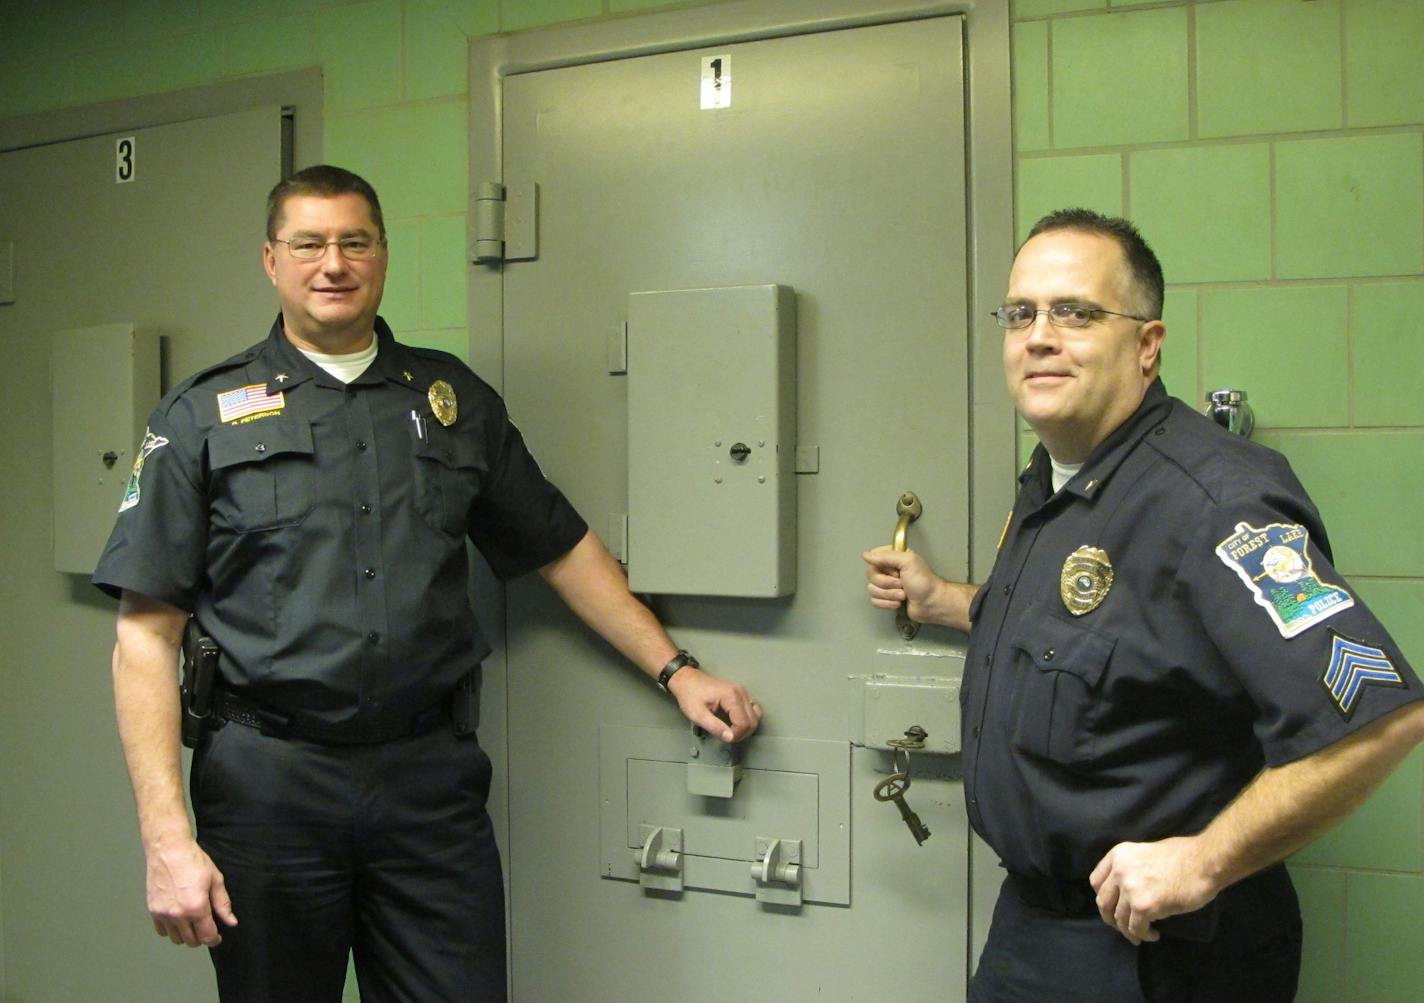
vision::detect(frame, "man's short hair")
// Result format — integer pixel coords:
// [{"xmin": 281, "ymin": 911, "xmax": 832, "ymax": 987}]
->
[
  {"xmin": 1025, "ymin": 208, "xmax": 1164, "ymax": 320},
  {"xmin": 266, "ymin": 165, "xmax": 386, "ymax": 241}
]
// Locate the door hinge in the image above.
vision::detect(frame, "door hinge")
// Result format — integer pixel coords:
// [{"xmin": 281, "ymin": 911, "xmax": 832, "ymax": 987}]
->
[{"xmin": 472, "ymin": 181, "xmax": 538, "ymax": 264}]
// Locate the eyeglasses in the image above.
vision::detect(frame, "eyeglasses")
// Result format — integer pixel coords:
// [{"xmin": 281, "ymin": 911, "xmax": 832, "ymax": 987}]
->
[
  {"xmin": 273, "ymin": 236, "xmax": 385, "ymax": 261},
  {"xmin": 992, "ymin": 302, "xmax": 1149, "ymax": 330}
]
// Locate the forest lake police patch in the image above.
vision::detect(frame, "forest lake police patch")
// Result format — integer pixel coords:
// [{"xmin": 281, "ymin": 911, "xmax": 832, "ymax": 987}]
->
[
  {"xmin": 118, "ymin": 428, "xmax": 168, "ymax": 512},
  {"xmin": 1215, "ymin": 521, "xmax": 1354, "ymax": 638},
  {"xmin": 1322, "ymin": 631, "xmax": 1403, "ymax": 720}
]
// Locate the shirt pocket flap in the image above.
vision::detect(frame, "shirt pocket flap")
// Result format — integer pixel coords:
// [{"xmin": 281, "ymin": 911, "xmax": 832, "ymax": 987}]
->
[
  {"xmin": 1013, "ymin": 616, "xmax": 1116, "ymax": 688},
  {"xmin": 209, "ymin": 420, "xmax": 315, "ymax": 471},
  {"xmin": 412, "ymin": 423, "xmax": 484, "ymax": 472}
]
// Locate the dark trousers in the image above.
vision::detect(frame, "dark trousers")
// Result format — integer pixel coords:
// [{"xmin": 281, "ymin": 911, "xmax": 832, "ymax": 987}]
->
[
  {"xmin": 191, "ymin": 719, "xmax": 506, "ymax": 1002},
  {"xmin": 969, "ymin": 867, "xmax": 1301, "ymax": 1002}
]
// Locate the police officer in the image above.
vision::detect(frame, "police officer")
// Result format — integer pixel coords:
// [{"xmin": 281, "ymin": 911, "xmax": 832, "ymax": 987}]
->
[
  {"xmin": 863, "ymin": 208, "xmax": 1424, "ymax": 1001},
  {"xmin": 94, "ymin": 165, "xmax": 762, "ymax": 1003}
]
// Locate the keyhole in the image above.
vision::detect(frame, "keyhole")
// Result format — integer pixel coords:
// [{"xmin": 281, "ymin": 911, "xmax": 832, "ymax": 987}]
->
[
  {"xmin": 729, "ymin": 442, "xmax": 751, "ymax": 462},
  {"xmin": 101, "ymin": 451, "xmax": 118, "ymax": 469}
]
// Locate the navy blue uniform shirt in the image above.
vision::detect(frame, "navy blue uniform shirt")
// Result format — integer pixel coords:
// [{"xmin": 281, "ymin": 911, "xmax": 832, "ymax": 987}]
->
[
  {"xmin": 962, "ymin": 379, "xmax": 1420, "ymax": 879},
  {"xmin": 93, "ymin": 316, "xmax": 587, "ymax": 730}
]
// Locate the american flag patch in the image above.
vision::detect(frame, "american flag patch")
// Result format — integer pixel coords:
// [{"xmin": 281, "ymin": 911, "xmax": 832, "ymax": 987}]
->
[{"xmin": 217, "ymin": 384, "xmax": 285, "ymax": 424}]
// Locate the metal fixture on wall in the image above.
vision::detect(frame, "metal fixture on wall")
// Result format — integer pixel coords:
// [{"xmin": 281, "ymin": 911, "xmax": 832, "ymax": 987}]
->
[{"xmin": 1205, "ymin": 388, "xmax": 1254, "ymax": 439}]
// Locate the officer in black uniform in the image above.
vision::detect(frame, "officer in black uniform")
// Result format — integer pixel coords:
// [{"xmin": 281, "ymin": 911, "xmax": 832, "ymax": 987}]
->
[
  {"xmin": 94, "ymin": 165, "xmax": 763, "ymax": 1003},
  {"xmin": 864, "ymin": 208, "xmax": 1424, "ymax": 1001}
]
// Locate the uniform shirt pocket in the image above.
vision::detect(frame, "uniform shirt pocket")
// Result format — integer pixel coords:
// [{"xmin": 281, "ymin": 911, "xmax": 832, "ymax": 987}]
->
[
  {"xmin": 410, "ymin": 422, "xmax": 485, "ymax": 537},
  {"xmin": 208, "ymin": 420, "xmax": 316, "ymax": 532},
  {"xmin": 1009, "ymin": 616, "xmax": 1117, "ymax": 767}
]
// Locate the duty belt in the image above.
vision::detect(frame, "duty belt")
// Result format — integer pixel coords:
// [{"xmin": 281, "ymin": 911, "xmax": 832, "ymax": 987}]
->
[
  {"xmin": 1006, "ymin": 872, "xmax": 1220, "ymax": 943},
  {"xmin": 212, "ymin": 688, "xmax": 450, "ymax": 745}
]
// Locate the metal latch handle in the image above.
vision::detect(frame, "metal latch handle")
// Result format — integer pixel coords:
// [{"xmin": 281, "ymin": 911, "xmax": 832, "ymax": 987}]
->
[{"xmin": 892, "ymin": 492, "xmax": 922, "ymax": 640}]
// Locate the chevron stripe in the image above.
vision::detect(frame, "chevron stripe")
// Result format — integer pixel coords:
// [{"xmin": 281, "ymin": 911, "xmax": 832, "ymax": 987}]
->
[{"xmin": 1323, "ymin": 634, "xmax": 1403, "ymax": 719}]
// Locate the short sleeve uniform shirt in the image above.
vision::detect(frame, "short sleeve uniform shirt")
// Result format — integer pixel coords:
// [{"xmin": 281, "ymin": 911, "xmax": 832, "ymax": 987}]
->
[
  {"xmin": 962, "ymin": 380, "xmax": 1421, "ymax": 879},
  {"xmin": 93, "ymin": 316, "xmax": 587, "ymax": 732}
]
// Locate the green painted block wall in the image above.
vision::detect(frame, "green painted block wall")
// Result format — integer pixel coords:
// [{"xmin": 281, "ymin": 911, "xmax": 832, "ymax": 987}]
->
[
  {"xmin": 1014, "ymin": 2, "xmax": 1424, "ymax": 999},
  {"xmin": 2, "ymin": 0, "xmax": 1422, "ymax": 999}
]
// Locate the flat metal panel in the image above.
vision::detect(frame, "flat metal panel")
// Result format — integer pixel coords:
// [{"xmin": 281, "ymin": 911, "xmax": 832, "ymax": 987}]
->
[
  {"xmin": 626, "ymin": 763, "xmax": 820, "ymax": 867},
  {"xmin": 627, "ymin": 284, "xmax": 795, "ymax": 596},
  {"xmin": 600, "ymin": 725, "xmax": 847, "ymax": 905},
  {"xmin": 50, "ymin": 323, "xmax": 159, "ymax": 575}
]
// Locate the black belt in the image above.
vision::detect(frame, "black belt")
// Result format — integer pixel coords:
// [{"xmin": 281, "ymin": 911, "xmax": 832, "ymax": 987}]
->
[
  {"xmin": 1006, "ymin": 872, "xmax": 1220, "ymax": 943},
  {"xmin": 212, "ymin": 688, "xmax": 450, "ymax": 745}
]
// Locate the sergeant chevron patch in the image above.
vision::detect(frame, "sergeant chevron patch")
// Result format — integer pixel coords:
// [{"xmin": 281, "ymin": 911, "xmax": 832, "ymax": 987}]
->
[{"xmin": 1322, "ymin": 631, "xmax": 1404, "ymax": 720}]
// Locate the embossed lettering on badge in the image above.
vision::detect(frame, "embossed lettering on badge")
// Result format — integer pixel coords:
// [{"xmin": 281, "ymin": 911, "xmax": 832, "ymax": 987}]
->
[
  {"xmin": 428, "ymin": 380, "xmax": 458, "ymax": 427},
  {"xmin": 1060, "ymin": 545, "xmax": 1113, "ymax": 616}
]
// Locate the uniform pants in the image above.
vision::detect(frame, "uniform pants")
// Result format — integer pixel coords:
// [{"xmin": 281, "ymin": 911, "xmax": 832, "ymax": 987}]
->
[
  {"xmin": 968, "ymin": 867, "xmax": 1301, "ymax": 1002},
  {"xmin": 191, "ymin": 719, "xmax": 506, "ymax": 1002}
]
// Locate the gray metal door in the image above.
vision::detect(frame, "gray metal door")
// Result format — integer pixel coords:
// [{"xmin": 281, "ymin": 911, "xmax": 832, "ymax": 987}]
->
[
  {"xmin": 0, "ymin": 106, "xmax": 283, "ymax": 1002},
  {"xmin": 494, "ymin": 17, "xmax": 974, "ymax": 1001}
]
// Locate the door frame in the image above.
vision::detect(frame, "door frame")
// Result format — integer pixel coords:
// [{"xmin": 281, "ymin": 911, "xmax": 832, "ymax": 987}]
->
[
  {"xmin": 466, "ymin": 0, "xmax": 1016, "ymax": 986},
  {"xmin": 0, "ymin": 67, "xmax": 322, "ymax": 170}
]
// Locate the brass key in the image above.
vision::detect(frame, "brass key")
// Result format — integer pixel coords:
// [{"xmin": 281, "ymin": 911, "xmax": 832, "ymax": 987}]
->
[{"xmin": 874, "ymin": 772, "xmax": 931, "ymax": 845}]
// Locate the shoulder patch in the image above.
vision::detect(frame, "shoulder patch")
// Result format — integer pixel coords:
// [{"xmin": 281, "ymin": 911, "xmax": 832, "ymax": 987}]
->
[
  {"xmin": 118, "ymin": 428, "xmax": 168, "ymax": 512},
  {"xmin": 1215, "ymin": 521, "xmax": 1353, "ymax": 638},
  {"xmin": 1322, "ymin": 631, "xmax": 1404, "ymax": 720}
]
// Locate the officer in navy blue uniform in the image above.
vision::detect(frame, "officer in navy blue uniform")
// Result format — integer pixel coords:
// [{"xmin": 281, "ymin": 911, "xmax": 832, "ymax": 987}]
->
[
  {"xmin": 864, "ymin": 208, "xmax": 1424, "ymax": 1001},
  {"xmin": 94, "ymin": 165, "xmax": 762, "ymax": 1003}
]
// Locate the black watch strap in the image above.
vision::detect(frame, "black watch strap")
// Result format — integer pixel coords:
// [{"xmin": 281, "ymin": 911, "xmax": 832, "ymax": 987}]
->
[{"xmin": 657, "ymin": 650, "xmax": 699, "ymax": 693}]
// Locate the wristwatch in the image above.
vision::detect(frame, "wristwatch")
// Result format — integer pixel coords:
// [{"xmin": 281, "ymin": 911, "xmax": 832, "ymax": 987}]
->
[{"xmin": 656, "ymin": 649, "xmax": 699, "ymax": 693}]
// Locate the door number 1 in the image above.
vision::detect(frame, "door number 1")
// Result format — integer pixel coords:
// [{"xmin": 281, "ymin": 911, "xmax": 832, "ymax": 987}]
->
[{"xmin": 116, "ymin": 137, "xmax": 135, "ymax": 183}]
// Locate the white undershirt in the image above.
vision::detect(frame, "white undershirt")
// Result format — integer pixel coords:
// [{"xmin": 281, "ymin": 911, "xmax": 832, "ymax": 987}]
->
[
  {"xmin": 299, "ymin": 338, "xmax": 378, "ymax": 383},
  {"xmin": 1050, "ymin": 456, "xmax": 1084, "ymax": 493}
]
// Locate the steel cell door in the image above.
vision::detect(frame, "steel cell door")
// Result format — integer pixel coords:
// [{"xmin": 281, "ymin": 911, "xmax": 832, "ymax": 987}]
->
[
  {"xmin": 0, "ymin": 106, "xmax": 283, "ymax": 1002},
  {"xmin": 493, "ymin": 17, "xmax": 973, "ymax": 1001}
]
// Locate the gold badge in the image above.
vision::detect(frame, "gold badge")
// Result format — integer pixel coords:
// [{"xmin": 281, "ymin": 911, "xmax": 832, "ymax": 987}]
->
[
  {"xmin": 1061, "ymin": 545, "xmax": 1113, "ymax": 616},
  {"xmin": 428, "ymin": 380, "xmax": 457, "ymax": 427}
]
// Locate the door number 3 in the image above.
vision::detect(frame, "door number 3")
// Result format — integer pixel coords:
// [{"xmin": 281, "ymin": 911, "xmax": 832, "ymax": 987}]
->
[{"xmin": 116, "ymin": 137, "xmax": 135, "ymax": 184}]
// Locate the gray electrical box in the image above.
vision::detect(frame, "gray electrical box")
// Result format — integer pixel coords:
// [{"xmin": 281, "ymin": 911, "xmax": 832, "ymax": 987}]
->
[
  {"xmin": 50, "ymin": 323, "xmax": 160, "ymax": 575},
  {"xmin": 626, "ymin": 284, "xmax": 796, "ymax": 597}
]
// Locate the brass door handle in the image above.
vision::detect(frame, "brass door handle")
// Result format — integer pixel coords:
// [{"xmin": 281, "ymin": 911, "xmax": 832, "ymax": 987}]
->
[{"xmin": 892, "ymin": 492, "xmax": 922, "ymax": 640}]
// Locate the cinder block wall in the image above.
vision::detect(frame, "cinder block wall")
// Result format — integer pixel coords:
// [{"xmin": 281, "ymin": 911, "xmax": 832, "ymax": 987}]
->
[{"xmin": 1, "ymin": 1, "xmax": 1420, "ymax": 1000}]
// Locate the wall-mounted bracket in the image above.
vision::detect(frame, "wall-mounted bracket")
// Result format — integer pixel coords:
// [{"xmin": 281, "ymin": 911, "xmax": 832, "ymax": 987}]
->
[
  {"xmin": 750, "ymin": 836, "xmax": 802, "ymax": 906},
  {"xmin": 634, "ymin": 825, "xmax": 683, "ymax": 893}
]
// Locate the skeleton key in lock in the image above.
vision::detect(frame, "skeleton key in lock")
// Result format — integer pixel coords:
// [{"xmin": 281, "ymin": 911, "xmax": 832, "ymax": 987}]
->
[{"xmin": 873, "ymin": 772, "xmax": 932, "ymax": 845}]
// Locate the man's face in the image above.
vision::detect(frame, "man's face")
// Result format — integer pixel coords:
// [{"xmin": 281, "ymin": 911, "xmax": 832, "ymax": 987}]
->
[
  {"xmin": 263, "ymin": 192, "xmax": 387, "ymax": 350},
  {"xmin": 1002, "ymin": 229, "xmax": 1164, "ymax": 462}
]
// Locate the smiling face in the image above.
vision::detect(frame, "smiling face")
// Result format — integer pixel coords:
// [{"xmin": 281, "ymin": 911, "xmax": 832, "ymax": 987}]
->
[
  {"xmin": 263, "ymin": 192, "xmax": 387, "ymax": 354},
  {"xmin": 1002, "ymin": 229, "xmax": 1165, "ymax": 462}
]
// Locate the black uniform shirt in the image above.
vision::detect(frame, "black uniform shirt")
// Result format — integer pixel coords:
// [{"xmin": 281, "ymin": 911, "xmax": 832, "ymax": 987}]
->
[
  {"xmin": 93, "ymin": 316, "xmax": 587, "ymax": 729},
  {"xmin": 962, "ymin": 379, "xmax": 1421, "ymax": 879}
]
